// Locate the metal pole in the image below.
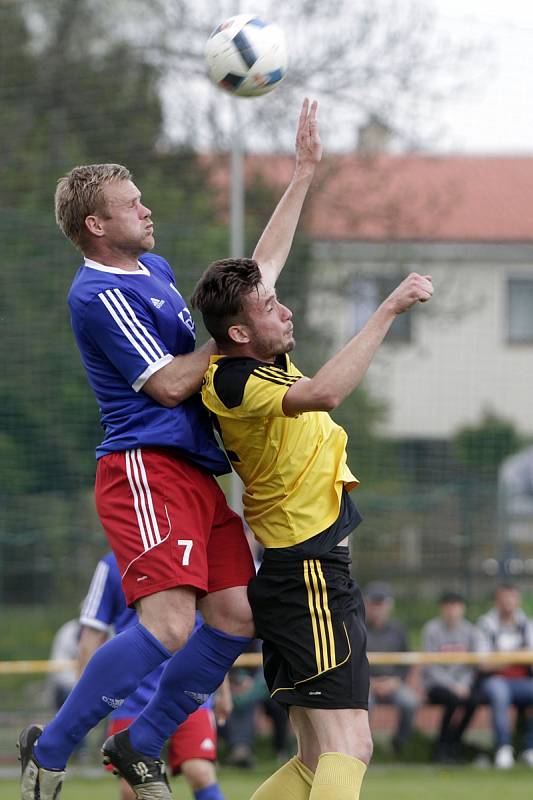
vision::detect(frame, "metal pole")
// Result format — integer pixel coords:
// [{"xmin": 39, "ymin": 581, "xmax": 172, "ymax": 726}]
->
[
  {"xmin": 229, "ymin": 99, "xmax": 245, "ymax": 515},
  {"xmin": 230, "ymin": 102, "xmax": 245, "ymax": 260}
]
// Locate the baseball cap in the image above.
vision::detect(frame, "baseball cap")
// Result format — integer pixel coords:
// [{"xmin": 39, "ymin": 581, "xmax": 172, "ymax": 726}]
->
[{"xmin": 364, "ymin": 581, "xmax": 393, "ymax": 602}]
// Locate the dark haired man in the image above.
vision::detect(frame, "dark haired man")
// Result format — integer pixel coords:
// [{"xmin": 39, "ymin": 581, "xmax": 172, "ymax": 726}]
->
[
  {"xmin": 191, "ymin": 244, "xmax": 432, "ymax": 795},
  {"xmin": 422, "ymin": 591, "xmax": 481, "ymax": 762},
  {"xmin": 364, "ymin": 582, "xmax": 420, "ymax": 756}
]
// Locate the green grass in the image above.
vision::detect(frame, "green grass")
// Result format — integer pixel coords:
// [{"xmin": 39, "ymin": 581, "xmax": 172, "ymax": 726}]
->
[{"xmin": 2, "ymin": 764, "xmax": 533, "ymax": 799}]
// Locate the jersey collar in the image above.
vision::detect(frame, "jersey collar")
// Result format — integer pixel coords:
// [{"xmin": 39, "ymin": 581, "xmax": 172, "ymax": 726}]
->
[
  {"xmin": 84, "ymin": 257, "xmax": 150, "ymax": 276},
  {"xmin": 209, "ymin": 352, "xmax": 291, "ymax": 368}
]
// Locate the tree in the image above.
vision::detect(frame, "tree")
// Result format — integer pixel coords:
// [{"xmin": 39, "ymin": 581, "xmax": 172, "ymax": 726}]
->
[
  {"xmin": 119, "ymin": 0, "xmax": 484, "ymax": 153},
  {"xmin": 0, "ymin": 0, "xmax": 230, "ymax": 497},
  {"xmin": 452, "ymin": 411, "xmax": 523, "ymax": 478},
  {"xmin": 0, "ymin": 0, "xmax": 486, "ymax": 603},
  {"xmin": 0, "ymin": 0, "xmax": 231, "ymax": 604}
]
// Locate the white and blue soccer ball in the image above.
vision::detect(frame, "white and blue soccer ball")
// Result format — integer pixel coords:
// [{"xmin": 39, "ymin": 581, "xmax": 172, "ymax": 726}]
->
[{"xmin": 205, "ymin": 15, "xmax": 287, "ymax": 98}]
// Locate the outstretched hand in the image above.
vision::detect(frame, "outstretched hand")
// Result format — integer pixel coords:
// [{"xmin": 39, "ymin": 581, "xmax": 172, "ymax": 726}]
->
[
  {"xmin": 387, "ymin": 273, "xmax": 434, "ymax": 315},
  {"xmin": 295, "ymin": 98, "xmax": 323, "ymax": 174}
]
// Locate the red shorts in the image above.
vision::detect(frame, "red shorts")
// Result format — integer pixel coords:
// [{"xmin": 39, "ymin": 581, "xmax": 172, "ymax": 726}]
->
[
  {"xmin": 95, "ymin": 448, "xmax": 254, "ymax": 605},
  {"xmin": 106, "ymin": 708, "xmax": 217, "ymax": 775}
]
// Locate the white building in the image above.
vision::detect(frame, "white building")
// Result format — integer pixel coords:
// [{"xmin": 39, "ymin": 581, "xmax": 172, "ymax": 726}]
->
[
  {"xmin": 241, "ymin": 153, "xmax": 533, "ymax": 440},
  {"xmin": 309, "ymin": 238, "xmax": 533, "ymax": 439}
]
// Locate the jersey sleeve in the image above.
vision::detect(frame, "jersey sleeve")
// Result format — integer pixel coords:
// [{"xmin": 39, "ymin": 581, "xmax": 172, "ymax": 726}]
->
[
  {"xmin": 207, "ymin": 358, "xmax": 300, "ymax": 418},
  {"xmin": 80, "ymin": 558, "xmax": 123, "ymax": 633},
  {"xmin": 84, "ymin": 287, "xmax": 173, "ymax": 391}
]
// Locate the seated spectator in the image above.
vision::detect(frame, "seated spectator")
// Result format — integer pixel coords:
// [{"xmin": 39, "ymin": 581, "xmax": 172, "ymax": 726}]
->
[
  {"xmin": 48, "ymin": 618, "xmax": 87, "ymax": 761},
  {"xmin": 476, "ymin": 582, "xmax": 533, "ymax": 769},
  {"xmin": 48, "ymin": 618, "xmax": 81, "ymax": 712},
  {"xmin": 222, "ymin": 656, "xmax": 290, "ymax": 768},
  {"xmin": 421, "ymin": 591, "xmax": 481, "ymax": 763},
  {"xmin": 220, "ymin": 529, "xmax": 290, "ymax": 768},
  {"xmin": 364, "ymin": 581, "xmax": 420, "ymax": 754}
]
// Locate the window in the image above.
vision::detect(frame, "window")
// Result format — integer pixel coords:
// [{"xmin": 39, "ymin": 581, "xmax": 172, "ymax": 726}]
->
[
  {"xmin": 352, "ymin": 275, "xmax": 411, "ymax": 343},
  {"xmin": 508, "ymin": 279, "xmax": 533, "ymax": 343}
]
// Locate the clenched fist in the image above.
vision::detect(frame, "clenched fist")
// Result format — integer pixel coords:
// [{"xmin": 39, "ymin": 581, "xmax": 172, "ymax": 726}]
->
[{"xmin": 385, "ymin": 272, "xmax": 433, "ymax": 315}]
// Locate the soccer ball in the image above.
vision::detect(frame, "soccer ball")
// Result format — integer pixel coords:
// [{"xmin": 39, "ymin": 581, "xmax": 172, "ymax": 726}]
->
[{"xmin": 205, "ymin": 15, "xmax": 287, "ymax": 98}]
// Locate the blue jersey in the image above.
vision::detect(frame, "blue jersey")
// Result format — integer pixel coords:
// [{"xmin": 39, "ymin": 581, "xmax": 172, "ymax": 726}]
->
[
  {"xmin": 80, "ymin": 552, "xmax": 210, "ymax": 718},
  {"xmin": 67, "ymin": 253, "xmax": 229, "ymax": 474}
]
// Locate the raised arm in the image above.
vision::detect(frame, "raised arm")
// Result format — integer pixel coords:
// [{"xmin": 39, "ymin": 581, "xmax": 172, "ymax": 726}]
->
[
  {"xmin": 282, "ymin": 273, "xmax": 434, "ymax": 415},
  {"xmin": 253, "ymin": 98, "xmax": 322, "ymax": 288}
]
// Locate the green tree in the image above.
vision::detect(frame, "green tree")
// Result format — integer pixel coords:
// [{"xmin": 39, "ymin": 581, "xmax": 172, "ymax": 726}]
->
[
  {"xmin": 0, "ymin": 0, "xmax": 229, "ymax": 495},
  {"xmin": 0, "ymin": 0, "xmax": 229, "ymax": 602},
  {"xmin": 452, "ymin": 410, "xmax": 523, "ymax": 477}
]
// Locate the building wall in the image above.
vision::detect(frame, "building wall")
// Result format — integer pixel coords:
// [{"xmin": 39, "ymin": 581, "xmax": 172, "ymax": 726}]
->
[{"xmin": 309, "ymin": 242, "xmax": 533, "ymax": 438}]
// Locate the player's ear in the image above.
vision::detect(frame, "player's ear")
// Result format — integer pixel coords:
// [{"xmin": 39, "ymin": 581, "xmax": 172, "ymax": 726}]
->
[
  {"xmin": 84, "ymin": 214, "xmax": 106, "ymax": 238},
  {"xmin": 228, "ymin": 323, "xmax": 251, "ymax": 345}
]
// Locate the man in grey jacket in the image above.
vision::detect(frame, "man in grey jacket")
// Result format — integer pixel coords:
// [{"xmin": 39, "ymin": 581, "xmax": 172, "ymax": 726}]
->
[{"xmin": 422, "ymin": 592, "xmax": 481, "ymax": 763}]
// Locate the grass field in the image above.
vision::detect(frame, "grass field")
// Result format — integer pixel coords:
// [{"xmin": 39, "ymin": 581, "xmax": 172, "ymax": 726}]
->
[{"xmin": 2, "ymin": 763, "xmax": 533, "ymax": 799}]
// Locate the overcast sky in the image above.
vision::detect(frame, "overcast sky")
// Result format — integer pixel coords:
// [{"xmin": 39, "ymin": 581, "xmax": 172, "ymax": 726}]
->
[
  {"xmin": 162, "ymin": 1, "xmax": 532, "ymax": 155},
  {"xmin": 425, "ymin": 0, "xmax": 533, "ymax": 153}
]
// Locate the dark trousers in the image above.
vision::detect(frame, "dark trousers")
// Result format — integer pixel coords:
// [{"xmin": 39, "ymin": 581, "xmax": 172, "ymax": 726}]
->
[{"xmin": 427, "ymin": 685, "xmax": 479, "ymax": 746}]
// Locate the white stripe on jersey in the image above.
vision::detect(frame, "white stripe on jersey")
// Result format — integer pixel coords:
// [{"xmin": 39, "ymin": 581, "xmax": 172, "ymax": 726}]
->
[
  {"xmin": 81, "ymin": 560, "xmax": 110, "ymax": 621},
  {"xmin": 97, "ymin": 290, "xmax": 163, "ymax": 365},
  {"xmin": 112, "ymin": 289, "xmax": 166, "ymax": 359},
  {"xmin": 132, "ymin": 354, "xmax": 173, "ymax": 392},
  {"xmin": 125, "ymin": 449, "xmax": 162, "ymax": 551}
]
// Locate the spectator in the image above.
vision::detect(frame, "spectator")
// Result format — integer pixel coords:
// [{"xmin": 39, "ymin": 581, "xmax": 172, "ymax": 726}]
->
[
  {"xmin": 220, "ymin": 527, "xmax": 290, "ymax": 769},
  {"xmin": 476, "ymin": 582, "xmax": 533, "ymax": 769},
  {"xmin": 222, "ymin": 641, "xmax": 290, "ymax": 769},
  {"xmin": 48, "ymin": 619, "xmax": 80, "ymax": 713},
  {"xmin": 421, "ymin": 592, "xmax": 481, "ymax": 763},
  {"xmin": 48, "ymin": 619, "xmax": 86, "ymax": 761},
  {"xmin": 364, "ymin": 582, "xmax": 420, "ymax": 754}
]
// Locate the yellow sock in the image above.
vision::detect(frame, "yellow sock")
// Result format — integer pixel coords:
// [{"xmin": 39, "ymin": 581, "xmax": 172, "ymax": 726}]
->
[
  {"xmin": 309, "ymin": 752, "xmax": 367, "ymax": 800},
  {"xmin": 250, "ymin": 756, "xmax": 314, "ymax": 800}
]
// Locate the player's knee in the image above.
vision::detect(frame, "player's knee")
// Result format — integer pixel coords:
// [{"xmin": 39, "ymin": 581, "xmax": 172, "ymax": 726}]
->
[
  {"xmin": 200, "ymin": 586, "xmax": 255, "ymax": 638},
  {"xmin": 343, "ymin": 713, "xmax": 374, "ymax": 765},
  {"xmin": 356, "ymin": 730, "xmax": 373, "ymax": 765},
  {"xmin": 162, "ymin": 622, "xmax": 194, "ymax": 653},
  {"xmin": 139, "ymin": 612, "xmax": 195, "ymax": 653},
  {"xmin": 222, "ymin": 612, "xmax": 255, "ymax": 639},
  {"xmin": 181, "ymin": 758, "xmax": 217, "ymax": 790},
  {"xmin": 137, "ymin": 586, "xmax": 197, "ymax": 651}
]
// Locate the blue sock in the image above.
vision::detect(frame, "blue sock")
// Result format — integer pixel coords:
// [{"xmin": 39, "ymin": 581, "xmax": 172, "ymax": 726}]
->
[
  {"xmin": 35, "ymin": 623, "xmax": 170, "ymax": 770},
  {"xmin": 128, "ymin": 624, "xmax": 252, "ymax": 757},
  {"xmin": 195, "ymin": 783, "xmax": 225, "ymax": 800}
]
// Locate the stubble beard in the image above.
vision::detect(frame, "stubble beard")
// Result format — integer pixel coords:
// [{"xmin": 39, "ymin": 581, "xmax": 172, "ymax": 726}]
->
[{"xmin": 261, "ymin": 335, "xmax": 295, "ymax": 361}]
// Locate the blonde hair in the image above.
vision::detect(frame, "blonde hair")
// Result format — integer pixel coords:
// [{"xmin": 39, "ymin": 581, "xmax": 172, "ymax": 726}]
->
[{"xmin": 55, "ymin": 163, "xmax": 131, "ymax": 250}]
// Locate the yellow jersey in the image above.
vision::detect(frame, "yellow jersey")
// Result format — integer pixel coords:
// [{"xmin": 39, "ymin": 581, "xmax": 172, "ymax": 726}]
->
[{"xmin": 201, "ymin": 353, "xmax": 358, "ymax": 548}]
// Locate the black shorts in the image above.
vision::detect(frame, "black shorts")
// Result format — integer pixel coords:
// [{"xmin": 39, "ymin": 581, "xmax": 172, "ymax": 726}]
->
[{"xmin": 248, "ymin": 547, "xmax": 369, "ymax": 709}]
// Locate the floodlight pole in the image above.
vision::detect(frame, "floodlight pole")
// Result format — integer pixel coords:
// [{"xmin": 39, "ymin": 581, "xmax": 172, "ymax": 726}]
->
[{"xmin": 229, "ymin": 98, "xmax": 245, "ymax": 516}]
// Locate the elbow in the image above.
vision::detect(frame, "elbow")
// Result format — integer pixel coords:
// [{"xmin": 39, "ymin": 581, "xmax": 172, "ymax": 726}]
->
[
  {"xmin": 158, "ymin": 386, "xmax": 189, "ymax": 408},
  {"xmin": 284, "ymin": 377, "xmax": 342, "ymax": 414},
  {"xmin": 146, "ymin": 381, "xmax": 190, "ymax": 408},
  {"xmin": 320, "ymin": 393, "xmax": 341, "ymax": 412},
  {"xmin": 158, "ymin": 394, "xmax": 178, "ymax": 409},
  {"xmin": 309, "ymin": 387, "xmax": 341, "ymax": 412}
]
